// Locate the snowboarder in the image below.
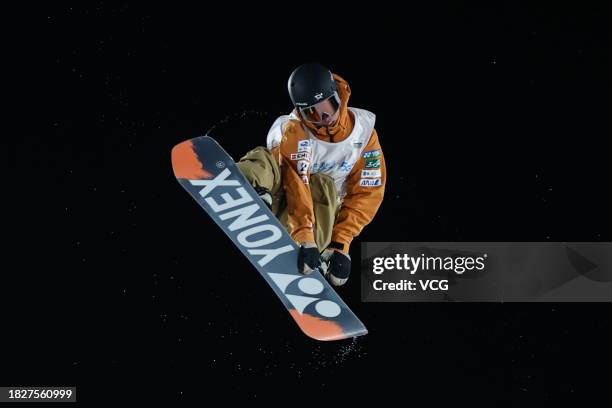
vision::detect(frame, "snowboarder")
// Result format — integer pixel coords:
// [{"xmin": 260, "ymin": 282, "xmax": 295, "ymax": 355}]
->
[{"xmin": 236, "ymin": 63, "xmax": 386, "ymax": 286}]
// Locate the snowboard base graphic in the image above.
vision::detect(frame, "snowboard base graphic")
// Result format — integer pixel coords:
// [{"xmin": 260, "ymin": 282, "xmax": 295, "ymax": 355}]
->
[{"xmin": 171, "ymin": 136, "xmax": 367, "ymax": 341}]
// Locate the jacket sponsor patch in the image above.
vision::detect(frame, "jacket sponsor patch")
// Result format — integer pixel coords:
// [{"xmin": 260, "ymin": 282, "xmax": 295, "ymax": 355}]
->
[
  {"xmin": 297, "ymin": 160, "xmax": 309, "ymax": 174},
  {"xmin": 363, "ymin": 149, "xmax": 381, "ymax": 159},
  {"xmin": 297, "ymin": 139, "xmax": 311, "ymax": 152},
  {"xmin": 359, "ymin": 178, "xmax": 382, "ymax": 187},
  {"xmin": 365, "ymin": 158, "xmax": 381, "ymax": 169},
  {"xmin": 361, "ymin": 169, "xmax": 381, "ymax": 178},
  {"xmin": 290, "ymin": 152, "xmax": 310, "ymax": 161}
]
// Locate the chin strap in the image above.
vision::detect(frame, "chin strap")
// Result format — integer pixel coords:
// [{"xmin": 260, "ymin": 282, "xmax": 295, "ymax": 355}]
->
[{"xmin": 326, "ymin": 125, "xmax": 335, "ymax": 142}]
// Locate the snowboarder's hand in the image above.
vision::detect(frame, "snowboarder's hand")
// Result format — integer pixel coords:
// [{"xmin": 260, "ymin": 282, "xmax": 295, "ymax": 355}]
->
[
  {"xmin": 321, "ymin": 246, "xmax": 351, "ymax": 286},
  {"xmin": 254, "ymin": 186, "xmax": 272, "ymax": 210},
  {"xmin": 297, "ymin": 243, "xmax": 321, "ymax": 274}
]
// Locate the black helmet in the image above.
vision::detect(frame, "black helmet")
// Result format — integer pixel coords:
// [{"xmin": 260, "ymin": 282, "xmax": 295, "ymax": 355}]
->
[
  {"xmin": 287, "ymin": 63, "xmax": 338, "ymax": 107},
  {"xmin": 287, "ymin": 63, "xmax": 341, "ymax": 123}
]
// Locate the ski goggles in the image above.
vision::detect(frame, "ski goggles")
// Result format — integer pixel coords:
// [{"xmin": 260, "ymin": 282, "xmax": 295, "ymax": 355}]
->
[{"xmin": 299, "ymin": 92, "xmax": 341, "ymax": 124}]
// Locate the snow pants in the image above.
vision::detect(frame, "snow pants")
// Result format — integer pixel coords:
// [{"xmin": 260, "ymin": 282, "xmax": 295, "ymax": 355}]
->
[{"xmin": 236, "ymin": 147, "xmax": 340, "ymax": 252}]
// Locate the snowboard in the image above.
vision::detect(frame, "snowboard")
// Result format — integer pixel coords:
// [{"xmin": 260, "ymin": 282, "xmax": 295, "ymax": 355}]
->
[{"xmin": 171, "ymin": 136, "xmax": 367, "ymax": 341}]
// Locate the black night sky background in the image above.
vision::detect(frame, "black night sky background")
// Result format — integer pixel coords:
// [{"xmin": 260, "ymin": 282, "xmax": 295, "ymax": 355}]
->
[{"xmin": 10, "ymin": 2, "xmax": 611, "ymax": 404}]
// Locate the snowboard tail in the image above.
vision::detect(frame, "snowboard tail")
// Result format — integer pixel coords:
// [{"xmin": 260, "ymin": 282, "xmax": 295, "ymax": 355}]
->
[{"xmin": 171, "ymin": 136, "xmax": 367, "ymax": 341}]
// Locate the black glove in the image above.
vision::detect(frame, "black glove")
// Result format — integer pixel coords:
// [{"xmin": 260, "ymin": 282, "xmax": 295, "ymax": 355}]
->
[
  {"xmin": 321, "ymin": 246, "xmax": 351, "ymax": 286},
  {"xmin": 297, "ymin": 243, "xmax": 321, "ymax": 274},
  {"xmin": 254, "ymin": 186, "xmax": 272, "ymax": 210}
]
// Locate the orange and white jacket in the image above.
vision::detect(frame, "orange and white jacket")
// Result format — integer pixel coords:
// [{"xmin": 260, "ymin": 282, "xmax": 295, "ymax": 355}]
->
[{"xmin": 266, "ymin": 74, "xmax": 386, "ymax": 253}]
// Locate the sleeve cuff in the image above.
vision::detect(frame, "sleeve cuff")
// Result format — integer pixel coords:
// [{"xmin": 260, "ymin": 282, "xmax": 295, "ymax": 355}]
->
[
  {"xmin": 330, "ymin": 232, "xmax": 353, "ymax": 253},
  {"xmin": 293, "ymin": 229, "xmax": 315, "ymax": 245}
]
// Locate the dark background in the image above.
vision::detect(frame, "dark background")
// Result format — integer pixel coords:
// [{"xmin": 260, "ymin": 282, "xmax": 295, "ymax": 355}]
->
[{"xmin": 9, "ymin": 2, "xmax": 610, "ymax": 404}]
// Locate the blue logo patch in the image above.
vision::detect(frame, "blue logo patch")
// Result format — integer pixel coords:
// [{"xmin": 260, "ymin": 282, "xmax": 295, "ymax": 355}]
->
[{"xmin": 363, "ymin": 149, "xmax": 381, "ymax": 159}]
